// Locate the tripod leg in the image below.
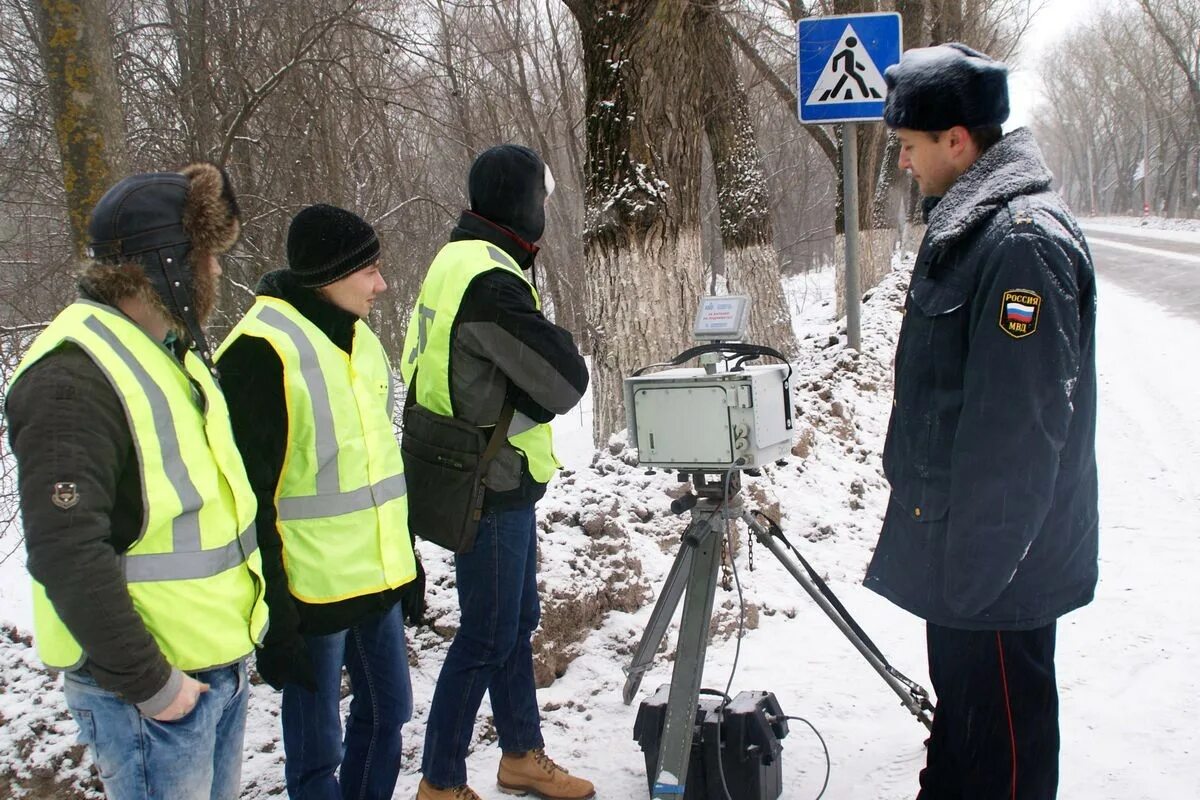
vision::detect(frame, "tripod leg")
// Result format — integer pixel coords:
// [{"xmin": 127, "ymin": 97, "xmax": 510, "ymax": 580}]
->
[
  {"xmin": 742, "ymin": 511, "xmax": 934, "ymax": 729},
  {"xmin": 623, "ymin": 533, "xmax": 696, "ymax": 705},
  {"xmin": 651, "ymin": 513, "xmax": 724, "ymax": 799}
]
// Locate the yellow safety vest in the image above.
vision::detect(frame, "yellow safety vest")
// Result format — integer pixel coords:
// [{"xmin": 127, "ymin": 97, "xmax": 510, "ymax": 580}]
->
[
  {"xmin": 216, "ymin": 297, "xmax": 415, "ymax": 603},
  {"xmin": 12, "ymin": 301, "xmax": 267, "ymax": 672},
  {"xmin": 400, "ymin": 240, "xmax": 559, "ymax": 483}
]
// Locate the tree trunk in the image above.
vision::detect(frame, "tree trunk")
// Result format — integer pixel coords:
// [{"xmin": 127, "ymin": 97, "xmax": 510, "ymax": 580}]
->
[
  {"xmin": 166, "ymin": 0, "xmax": 217, "ymax": 160},
  {"xmin": 436, "ymin": 0, "xmax": 476, "ymax": 164},
  {"xmin": 930, "ymin": 0, "xmax": 964, "ymax": 44},
  {"xmin": 695, "ymin": 3, "xmax": 797, "ymax": 353},
  {"xmin": 566, "ymin": 0, "xmax": 708, "ymax": 443},
  {"xmin": 32, "ymin": 0, "xmax": 127, "ymax": 256}
]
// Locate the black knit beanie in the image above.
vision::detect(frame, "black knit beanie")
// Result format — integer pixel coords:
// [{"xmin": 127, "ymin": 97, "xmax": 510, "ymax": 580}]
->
[
  {"xmin": 468, "ymin": 144, "xmax": 549, "ymax": 245},
  {"xmin": 286, "ymin": 204, "xmax": 380, "ymax": 288},
  {"xmin": 883, "ymin": 43, "xmax": 1009, "ymax": 131}
]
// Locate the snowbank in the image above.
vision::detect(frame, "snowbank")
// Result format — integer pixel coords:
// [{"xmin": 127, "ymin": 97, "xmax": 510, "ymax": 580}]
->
[{"xmin": 1081, "ymin": 215, "xmax": 1200, "ymax": 239}]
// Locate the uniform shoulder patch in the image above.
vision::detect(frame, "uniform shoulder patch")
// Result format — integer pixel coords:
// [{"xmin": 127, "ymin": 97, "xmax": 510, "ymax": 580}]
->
[
  {"xmin": 998, "ymin": 289, "xmax": 1041, "ymax": 339},
  {"xmin": 51, "ymin": 482, "xmax": 79, "ymax": 510}
]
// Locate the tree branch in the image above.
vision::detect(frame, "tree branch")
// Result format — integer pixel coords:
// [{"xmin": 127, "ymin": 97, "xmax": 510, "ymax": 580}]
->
[
  {"xmin": 0, "ymin": 322, "xmax": 49, "ymax": 334},
  {"xmin": 217, "ymin": 1, "xmax": 361, "ymax": 164},
  {"xmin": 713, "ymin": 9, "xmax": 838, "ymax": 165},
  {"xmin": 1137, "ymin": 0, "xmax": 1200, "ymax": 130}
]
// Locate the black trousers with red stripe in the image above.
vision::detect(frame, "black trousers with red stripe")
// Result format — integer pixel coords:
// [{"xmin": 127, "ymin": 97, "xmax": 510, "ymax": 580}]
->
[{"xmin": 918, "ymin": 622, "xmax": 1059, "ymax": 800}]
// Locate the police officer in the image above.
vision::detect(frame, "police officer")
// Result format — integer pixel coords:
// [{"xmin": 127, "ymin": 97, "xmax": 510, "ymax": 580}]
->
[
  {"xmin": 404, "ymin": 145, "xmax": 592, "ymax": 800},
  {"xmin": 863, "ymin": 44, "xmax": 1099, "ymax": 800},
  {"xmin": 6, "ymin": 164, "xmax": 267, "ymax": 800},
  {"xmin": 216, "ymin": 205, "xmax": 418, "ymax": 799}
]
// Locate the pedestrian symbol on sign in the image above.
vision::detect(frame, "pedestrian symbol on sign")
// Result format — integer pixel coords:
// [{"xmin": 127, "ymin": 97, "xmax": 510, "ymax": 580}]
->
[{"xmin": 807, "ymin": 25, "xmax": 887, "ymax": 105}]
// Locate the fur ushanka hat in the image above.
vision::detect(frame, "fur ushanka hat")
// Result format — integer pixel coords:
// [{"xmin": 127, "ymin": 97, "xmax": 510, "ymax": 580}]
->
[
  {"xmin": 883, "ymin": 43, "xmax": 1010, "ymax": 132},
  {"xmin": 84, "ymin": 162, "xmax": 240, "ymax": 364}
]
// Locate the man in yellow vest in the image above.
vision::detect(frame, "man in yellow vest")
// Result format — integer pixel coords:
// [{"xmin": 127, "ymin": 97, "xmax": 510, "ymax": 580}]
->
[
  {"xmin": 404, "ymin": 145, "xmax": 592, "ymax": 800},
  {"xmin": 216, "ymin": 204, "xmax": 419, "ymax": 799},
  {"xmin": 5, "ymin": 164, "xmax": 267, "ymax": 800}
]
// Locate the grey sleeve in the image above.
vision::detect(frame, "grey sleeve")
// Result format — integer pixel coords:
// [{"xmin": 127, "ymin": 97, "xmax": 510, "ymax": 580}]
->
[{"xmin": 456, "ymin": 271, "xmax": 589, "ymax": 418}]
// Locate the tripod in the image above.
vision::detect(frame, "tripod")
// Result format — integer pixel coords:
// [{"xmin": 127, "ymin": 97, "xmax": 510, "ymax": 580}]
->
[{"xmin": 624, "ymin": 470, "xmax": 934, "ymax": 800}]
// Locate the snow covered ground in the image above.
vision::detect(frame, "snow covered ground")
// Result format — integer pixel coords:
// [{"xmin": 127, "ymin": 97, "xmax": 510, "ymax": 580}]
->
[{"xmin": 2, "ymin": 253, "xmax": 1199, "ymax": 799}]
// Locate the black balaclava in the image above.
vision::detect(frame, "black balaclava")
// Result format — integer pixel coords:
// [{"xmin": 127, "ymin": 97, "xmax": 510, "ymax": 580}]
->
[{"xmin": 467, "ymin": 144, "xmax": 553, "ymax": 246}]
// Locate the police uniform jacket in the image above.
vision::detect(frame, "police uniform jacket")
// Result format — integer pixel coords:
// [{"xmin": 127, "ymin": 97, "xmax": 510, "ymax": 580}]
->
[{"xmin": 864, "ymin": 128, "xmax": 1099, "ymax": 631}]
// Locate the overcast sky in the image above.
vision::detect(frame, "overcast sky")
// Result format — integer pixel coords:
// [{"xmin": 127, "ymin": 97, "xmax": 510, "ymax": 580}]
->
[{"xmin": 1006, "ymin": 0, "xmax": 1108, "ymax": 129}]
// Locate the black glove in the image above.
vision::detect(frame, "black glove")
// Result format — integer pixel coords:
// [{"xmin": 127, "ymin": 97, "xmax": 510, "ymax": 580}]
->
[
  {"xmin": 399, "ymin": 551, "xmax": 427, "ymax": 627},
  {"xmin": 255, "ymin": 635, "xmax": 317, "ymax": 692}
]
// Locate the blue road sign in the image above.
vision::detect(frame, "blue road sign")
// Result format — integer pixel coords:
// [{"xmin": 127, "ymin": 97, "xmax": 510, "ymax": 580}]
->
[{"xmin": 797, "ymin": 13, "xmax": 902, "ymax": 124}]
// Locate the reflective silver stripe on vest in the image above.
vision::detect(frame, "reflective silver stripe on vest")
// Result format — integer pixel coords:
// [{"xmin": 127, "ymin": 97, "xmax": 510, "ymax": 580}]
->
[
  {"xmin": 255, "ymin": 306, "xmax": 341, "ymax": 495},
  {"xmin": 486, "ymin": 245, "xmax": 520, "ymax": 273},
  {"xmin": 123, "ymin": 524, "xmax": 259, "ymax": 583},
  {"xmin": 407, "ymin": 304, "xmax": 436, "ymax": 365},
  {"xmin": 83, "ymin": 316, "xmax": 204, "ymax": 553},
  {"xmin": 276, "ymin": 473, "xmax": 407, "ymax": 521},
  {"xmin": 510, "ymin": 411, "xmax": 540, "ymax": 437}
]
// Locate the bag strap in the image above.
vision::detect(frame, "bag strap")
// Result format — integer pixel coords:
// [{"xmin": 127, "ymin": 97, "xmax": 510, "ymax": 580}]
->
[
  {"xmin": 406, "ymin": 367, "xmax": 515, "ymax": 466},
  {"xmin": 481, "ymin": 401, "xmax": 515, "ymax": 466}
]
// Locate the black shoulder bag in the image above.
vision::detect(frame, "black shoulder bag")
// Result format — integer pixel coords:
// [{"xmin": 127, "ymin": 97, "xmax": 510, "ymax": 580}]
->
[{"xmin": 400, "ymin": 371, "xmax": 513, "ymax": 554}]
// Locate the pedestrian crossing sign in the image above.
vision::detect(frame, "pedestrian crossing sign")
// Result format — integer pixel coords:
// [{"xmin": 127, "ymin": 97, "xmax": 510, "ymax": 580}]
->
[{"xmin": 797, "ymin": 13, "xmax": 902, "ymax": 124}]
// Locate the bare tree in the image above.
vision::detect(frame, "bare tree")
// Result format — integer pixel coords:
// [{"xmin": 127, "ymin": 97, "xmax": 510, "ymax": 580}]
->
[
  {"xmin": 1035, "ymin": 3, "xmax": 1199, "ymax": 219},
  {"xmin": 1137, "ymin": 0, "xmax": 1200, "ymax": 133},
  {"xmin": 722, "ymin": 0, "xmax": 1042, "ymax": 314}
]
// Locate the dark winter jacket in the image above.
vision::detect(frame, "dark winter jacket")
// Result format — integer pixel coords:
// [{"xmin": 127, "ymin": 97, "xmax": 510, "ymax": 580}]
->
[
  {"xmin": 442, "ymin": 211, "xmax": 589, "ymax": 509},
  {"xmin": 5, "ymin": 292, "xmax": 192, "ymax": 715},
  {"xmin": 863, "ymin": 128, "xmax": 1099, "ymax": 631},
  {"xmin": 215, "ymin": 270, "xmax": 408, "ymax": 652}
]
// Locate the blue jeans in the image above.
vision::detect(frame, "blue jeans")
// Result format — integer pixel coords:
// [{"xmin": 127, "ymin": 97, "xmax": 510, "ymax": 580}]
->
[
  {"xmin": 63, "ymin": 662, "xmax": 248, "ymax": 800},
  {"xmin": 282, "ymin": 602, "xmax": 413, "ymax": 800},
  {"xmin": 422, "ymin": 504, "xmax": 545, "ymax": 788}
]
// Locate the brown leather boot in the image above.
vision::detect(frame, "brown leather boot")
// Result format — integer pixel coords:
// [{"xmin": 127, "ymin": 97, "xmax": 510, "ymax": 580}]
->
[
  {"xmin": 415, "ymin": 777, "xmax": 483, "ymax": 800},
  {"xmin": 497, "ymin": 749, "xmax": 595, "ymax": 799}
]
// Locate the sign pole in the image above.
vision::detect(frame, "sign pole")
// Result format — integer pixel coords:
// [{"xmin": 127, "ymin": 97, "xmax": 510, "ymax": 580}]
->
[{"xmin": 843, "ymin": 121, "xmax": 862, "ymax": 351}]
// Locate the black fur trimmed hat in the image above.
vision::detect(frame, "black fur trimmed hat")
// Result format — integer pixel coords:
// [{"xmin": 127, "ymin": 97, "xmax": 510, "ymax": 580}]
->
[
  {"xmin": 85, "ymin": 162, "xmax": 240, "ymax": 364},
  {"xmin": 883, "ymin": 43, "xmax": 1009, "ymax": 131}
]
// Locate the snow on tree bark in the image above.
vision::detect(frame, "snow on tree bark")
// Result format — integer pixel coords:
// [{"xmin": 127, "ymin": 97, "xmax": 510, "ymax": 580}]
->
[{"xmin": 566, "ymin": 0, "xmax": 711, "ymax": 442}]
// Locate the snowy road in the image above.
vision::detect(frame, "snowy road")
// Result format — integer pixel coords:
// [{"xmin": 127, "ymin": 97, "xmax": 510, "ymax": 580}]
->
[
  {"xmin": 1081, "ymin": 223, "xmax": 1200, "ymax": 322},
  {"xmin": 1051, "ymin": 234, "xmax": 1200, "ymax": 799}
]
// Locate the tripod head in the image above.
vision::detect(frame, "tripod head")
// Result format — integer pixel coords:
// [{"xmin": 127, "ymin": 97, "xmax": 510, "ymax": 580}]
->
[{"xmin": 669, "ymin": 470, "xmax": 742, "ymax": 516}]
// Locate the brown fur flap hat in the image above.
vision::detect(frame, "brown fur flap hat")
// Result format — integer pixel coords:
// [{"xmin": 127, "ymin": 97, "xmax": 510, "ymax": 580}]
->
[{"xmin": 84, "ymin": 162, "xmax": 241, "ymax": 362}]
